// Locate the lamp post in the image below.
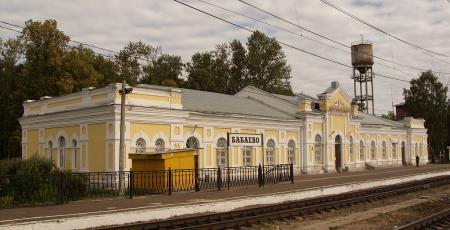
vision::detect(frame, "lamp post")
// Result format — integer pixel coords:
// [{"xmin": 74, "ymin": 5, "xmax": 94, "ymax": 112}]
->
[{"xmin": 118, "ymin": 80, "xmax": 132, "ymax": 193}]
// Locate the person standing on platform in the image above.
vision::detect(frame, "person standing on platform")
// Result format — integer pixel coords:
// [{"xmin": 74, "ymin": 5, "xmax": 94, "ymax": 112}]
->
[{"xmin": 416, "ymin": 155, "xmax": 420, "ymax": 167}]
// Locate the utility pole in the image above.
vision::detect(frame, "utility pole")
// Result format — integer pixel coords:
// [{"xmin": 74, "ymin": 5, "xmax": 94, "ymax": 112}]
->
[{"xmin": 118, "ymin": 80, "xmax": 132, "ymax": 192}]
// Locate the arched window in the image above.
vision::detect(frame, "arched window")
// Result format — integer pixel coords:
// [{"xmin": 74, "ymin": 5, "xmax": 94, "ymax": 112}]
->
[
  {"xmin": 392, "ymin": 142, "xmax": 397, "ymax": 159},
  {"xmin": 266, "ymin": 139, "xmax": 275, "ymax": 165},
  {"xmin": 314, "ymin": 135, "xmax": 322, "ymax": 163},
  {"xmin": 186, "ymin": 136, "xmax": 199, "ymax": 149},
  {"xmin": 58, "ymin": 136, "xmax": 66, "ymax": 168},
  {"xmin": 370, "ymin": 141, "xmax": 376, "ymax": 160},
  {"xmin": 136, "ymin": 138, "xmax": 146, "ymax": 154},
  {"xmin": 382, "ymin": 141, "xmax": 387, "ymax": 159},
  {"xmin": 48, "ymin": 141, "xmax": 53, "ymax": 160},
  {"xmin": 72, "ymin": 140, "xmax": 78, "ymax": 169},
  {"xmin": 287, "ymin": 140, "xmax": 295, "ymax": 164},
  {"xmin": 216, "ymin": 138, "xmax": 227, "ymax": 168},
  {"xmin": 155, "ymin": 138, "xmax": 165, "ymax": 152},
  {"xmin": 359, "ymin": 141, "xmax": 365, "ymax": 161},
  {"xmin": 349, "ymin": 136, "xmax": 354, "ymax": 162},
  {"xmin": 243, "ymin": 147, "xmax": 253, "ymax": 166}
]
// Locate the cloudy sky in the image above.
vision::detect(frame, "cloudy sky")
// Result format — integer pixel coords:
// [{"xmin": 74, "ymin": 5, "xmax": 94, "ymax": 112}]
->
[{"xmin": 1, "ymin": 0, "xmax": 449, "ymax": 114}]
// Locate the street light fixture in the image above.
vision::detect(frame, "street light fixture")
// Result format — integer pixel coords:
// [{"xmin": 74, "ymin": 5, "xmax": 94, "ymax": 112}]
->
[{"xmin": 118, "ymin": 80, "xmax": 132, "ymax": 192}]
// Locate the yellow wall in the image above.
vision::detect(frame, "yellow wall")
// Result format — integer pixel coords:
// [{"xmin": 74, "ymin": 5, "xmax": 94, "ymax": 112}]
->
[
  {"xmin": 88, "ymin": 123, "xmax": 106, "ymax": 172},
  {"xmin": 26, "ymin": 129, "xmax": 39, "ymax": 158}
]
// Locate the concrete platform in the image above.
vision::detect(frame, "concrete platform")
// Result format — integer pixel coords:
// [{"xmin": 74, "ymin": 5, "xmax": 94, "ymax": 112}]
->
[{"xmin": 1, "ymin": 164, "xmax": 449, "ymax": 229}]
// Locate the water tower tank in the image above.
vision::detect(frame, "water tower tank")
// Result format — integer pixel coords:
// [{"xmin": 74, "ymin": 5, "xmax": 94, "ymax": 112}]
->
[{"xmin": 351, "ymin": 41, "xmax": 374, "ymax": 74}]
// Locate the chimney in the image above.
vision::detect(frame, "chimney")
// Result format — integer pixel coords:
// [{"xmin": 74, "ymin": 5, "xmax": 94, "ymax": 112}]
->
[{"xmin": 331, "ymin": 81, "xmax": 340, "ymax": 89}]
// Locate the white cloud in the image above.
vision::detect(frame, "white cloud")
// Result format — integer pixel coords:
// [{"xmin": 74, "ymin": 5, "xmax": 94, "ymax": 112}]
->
[{"xmin": 1, "ymin": 0, "xmax": 449, "ymax": 114}]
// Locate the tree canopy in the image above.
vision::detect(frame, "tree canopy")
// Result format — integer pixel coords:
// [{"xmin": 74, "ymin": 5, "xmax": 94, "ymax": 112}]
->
[
  {"xmin": 403, "ymin": 70, "xmax": 448, "ymax": 162},
  {"xmin": 0, "ymin": 20, "xmax": 295, "ymax": 159}
]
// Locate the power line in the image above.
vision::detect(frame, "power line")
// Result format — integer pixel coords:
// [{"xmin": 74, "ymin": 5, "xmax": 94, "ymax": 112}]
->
[
  {"xmin": 0, "ymin": 20, "xmax": 119, "ymax": 55},
  {"xmin": 319, "ymin": 0, "xmax": 450, "ymax": 59},
  {"xmin": 196, "ymin": 0, "xmax": 417, "ymax": 80},
  {"xmin": 237, "ymin": 0, "xmax": 450, "ymax": 75},
  {"xmin": 173, "ymin": 0, "xmax": 410, "ymax": 83}
]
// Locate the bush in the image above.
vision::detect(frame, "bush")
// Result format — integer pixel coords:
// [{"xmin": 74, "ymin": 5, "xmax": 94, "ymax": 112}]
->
[{"xmin": 0, "ymin": 155, "xmax": 55, "ymax": 175}]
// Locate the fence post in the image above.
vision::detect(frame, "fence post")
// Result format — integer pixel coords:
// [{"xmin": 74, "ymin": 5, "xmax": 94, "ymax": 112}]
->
[
  {"xmin": 194, "ymin": 166, "xmax": 200, "ymax": 192},
  {"xmin": 217, "ymin": 166, "xmax": 222, "ymax": 191},
  {"xmin": 59, "ymin": 172, "xmax": 64, "ymax": 204},
  {"xmin": 129, "ymin": 171, "xmax": 133, "ymax": 199},
  {"xmin": 290, "ymin": 163, "xmax": 294, "ymax": 184},
  {"xmin": 258, "ymin": 164, "xmax": 262, "ymax": 187},
  {"xmin": 227, "ymin": 166, "xmax": 230, "ymax": 190},
  {"xmin": 168, "ymin": 168, "xmax": 172, "ymax": 195}
]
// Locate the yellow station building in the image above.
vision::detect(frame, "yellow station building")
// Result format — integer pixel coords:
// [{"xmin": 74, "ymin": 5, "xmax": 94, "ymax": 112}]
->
[{"xmin": 19, "ymin": 81, "xmax": 428, "ymax": 174}]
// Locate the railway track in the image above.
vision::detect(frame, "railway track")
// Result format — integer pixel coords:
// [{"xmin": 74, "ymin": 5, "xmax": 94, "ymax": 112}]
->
[
  {"xmin": 99, "ymin": 175, "xmax": 450, "ymax": 230},
  {"xmin": 396, "ymin": 208, "xmax": 450, "ymax": 230}
]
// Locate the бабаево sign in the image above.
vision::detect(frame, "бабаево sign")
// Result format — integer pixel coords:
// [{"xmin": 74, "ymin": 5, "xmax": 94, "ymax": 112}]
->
[{"xmin": 228, "ymin": 133, "xmax": 263, "ymax": 147}]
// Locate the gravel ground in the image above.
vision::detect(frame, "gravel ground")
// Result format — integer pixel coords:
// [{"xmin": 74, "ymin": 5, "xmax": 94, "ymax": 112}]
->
[{"xmin": 248, "ymin": 184, "xmax": 450, "ymax": 230}]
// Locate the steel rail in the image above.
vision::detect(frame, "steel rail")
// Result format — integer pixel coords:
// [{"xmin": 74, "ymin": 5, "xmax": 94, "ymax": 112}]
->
[
  {"xmin": 98, "ymin": 175, "xmax": 450, "ymax": 230},
  {"xmin": 396, "ymin": 208, "xmax": 450, "ymax": 230}
]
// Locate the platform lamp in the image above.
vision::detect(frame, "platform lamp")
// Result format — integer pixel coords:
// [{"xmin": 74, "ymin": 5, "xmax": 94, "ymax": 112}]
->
[{"xmin": 118, "ymin": 79, "xmax": 133, "ymax": 193}]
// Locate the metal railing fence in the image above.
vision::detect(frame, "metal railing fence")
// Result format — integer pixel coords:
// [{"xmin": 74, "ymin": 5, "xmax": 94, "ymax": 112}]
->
[{"xmin": 0, "ymin": 163, "xmax": 293, "ymax": 208}]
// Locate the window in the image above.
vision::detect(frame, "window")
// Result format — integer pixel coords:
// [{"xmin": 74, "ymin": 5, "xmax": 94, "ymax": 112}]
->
[
  {"xmin": 266, "ymin": 139, "xmax": 275, "ymax": 165},
  {"xmin": 359, "ymin": 141, "xmax": 365, "ymax": 161},
  {"xmin": 72, "ymin": 140, "xmax": 78, "ymax": 169},
  {"xmin": 392, "ymin": 143, "xmax": 397, "ymax": 159},
  {"xmin": 216, "ymin": 138, "xmax": 227, "ymax": 168},
  {"xmin": 370, "ymin": 141, "xmax": 376, "ymax": 160},
  {"xmin": 58, "ymin": 136, "xmax": 66, "ymax": 168},
  {"xmin": 136, "ymin": 138, "xmax": 146, "ymax": 154},
  {"xmin": 243, "ymin": 147, "xmax": 253, "ymax": 166},
  {"xmin": 382, "ymin": 141, "xmax": 387, "ymax": 159},
  {"xmin": 186, "ymin": 136, "xmax": 199, "ymax": 149},
  {"xmin": 314, "ymin": 135, "xmax": 322, "ymax": 163},
  {"xmin": 349, "ymin": 136, "xmax": 354, "ymax": 162},
  {"xmin": 48, "ymin": 141, "xmax": 53, "ymax": 160},
  {"xmin": 155, "ymin": 138, "xmax": 165, "ymax": 152},
  {"xmin": 287, "ymin": 140, "xmax": 295, "ymax": 164}
]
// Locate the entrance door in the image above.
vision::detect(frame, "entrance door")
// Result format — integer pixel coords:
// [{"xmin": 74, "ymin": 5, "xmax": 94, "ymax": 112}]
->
[
  {"xmin": 335, "ymin": 135, "xmax": 342, "ymax": 172},
  {"xmin": 401, "ymin": 142, "xmax": 406, "ymax": 166}
]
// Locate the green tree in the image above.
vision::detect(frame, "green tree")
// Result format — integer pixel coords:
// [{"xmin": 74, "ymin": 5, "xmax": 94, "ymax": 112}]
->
[
  {"xmin": 0, "ymin": 38, "xmax": 24, "ymax": 159},
  {"xmin": 20, "ymin": 19, "xmax": 71, "ymax": 98},
  {"xmin": 185, "ymin": 52, "xmax": 217, "ymax": 92},
  {"xmin": 115, "ymin": 41, "xmax": 160, "ymax": 85},
  {"xmin": 403, "ymin": 70, "xmax": 448, "ymax": 162},
  {"xmin": 228, "ymin": 40, "xmax": 248, "ymax": 94},
  {"xmin": 246, "ymin": 31, "xmax": 293, "ymax": 95},
  {"xmin": 141, "ymin": 54, "xmax": 184, "ymax": 87},
  {"xmin": 185, "ymin": 44, "xmax": 231, "ymax": 93},
  {"xmin": 64, "ymin": 45, "xmax": 120, "ymax": 91}
]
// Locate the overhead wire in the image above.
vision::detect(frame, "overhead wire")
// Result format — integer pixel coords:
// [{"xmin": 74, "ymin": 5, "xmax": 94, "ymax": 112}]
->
[
  {"xmin": 174, "ymin": 0, "xmax": 409, "ymax": 83},
  {"xmin": 237, "ymin": 0, "xmax": 450, "ymax": 75},
  {"xmin": 319, "ymin": 0, "xmax": 450, "ymax": 59},
  {"xmin": 197, "ymin": 0, "xmax": 415, "ymax": 80}
]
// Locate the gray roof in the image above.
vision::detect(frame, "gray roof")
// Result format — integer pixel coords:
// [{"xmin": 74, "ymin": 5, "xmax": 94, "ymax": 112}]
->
[
  {"xmin": 357, "ymin": 112, "xmax": 404, "ymax": 128},
  {"xmin": 136, "ymin": 84, "xmax": 405, "ymax": 128},
  {"xmin": 271, "ymin": 93, "xmax": 318, "ymax": 104},
  {"xmin": 136, "ymin": 84, "xmax": 294, "ymax": 119}
]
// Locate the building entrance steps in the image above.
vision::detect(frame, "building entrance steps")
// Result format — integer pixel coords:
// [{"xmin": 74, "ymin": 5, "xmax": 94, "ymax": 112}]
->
[{"xmin": 0, "ymin": 164, "xmax": 449, "ymax": 229}]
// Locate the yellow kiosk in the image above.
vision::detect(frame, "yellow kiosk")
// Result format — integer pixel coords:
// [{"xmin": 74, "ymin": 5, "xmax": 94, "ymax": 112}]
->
[{"xmin": 128, "ymin": 149, "xmax": 198, "ymax": 193}]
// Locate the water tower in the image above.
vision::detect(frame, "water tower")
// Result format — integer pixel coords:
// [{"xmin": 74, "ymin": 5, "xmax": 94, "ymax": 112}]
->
[{"xmin": 351, "ymin": 38, "xmax": 374, "ymax": 114}]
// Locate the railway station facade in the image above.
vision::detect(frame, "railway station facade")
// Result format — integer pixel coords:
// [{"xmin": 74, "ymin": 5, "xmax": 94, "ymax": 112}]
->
[{"xmin": 19, "ymin": 81, "xmax": 428, "ymax": 174}]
